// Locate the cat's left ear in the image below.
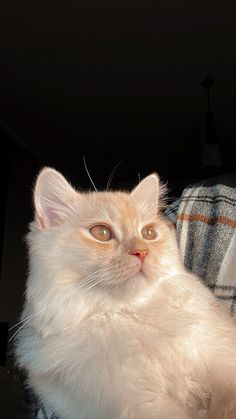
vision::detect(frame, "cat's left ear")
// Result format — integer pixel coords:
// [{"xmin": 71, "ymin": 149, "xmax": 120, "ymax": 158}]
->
[
  {"xmin": 34, "ymin": 167, "xmax": 78, "ymax": 229},
  {"xmin": 131, "ymin": 174, "xmax": 164, "ymax": 215}
]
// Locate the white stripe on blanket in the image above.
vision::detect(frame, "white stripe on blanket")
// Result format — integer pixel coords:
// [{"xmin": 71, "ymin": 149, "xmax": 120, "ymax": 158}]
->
[
  {"xmin": 178, "ymin": 186, "xmax": 196, "ymax": 264},
  {"xmin": 218, "ymin": 230, "xmax": 236, "ymax": 286}
]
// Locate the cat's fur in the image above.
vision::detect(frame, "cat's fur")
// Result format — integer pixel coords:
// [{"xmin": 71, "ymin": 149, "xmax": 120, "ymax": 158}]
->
[{"xmin": 16, "ymin": 168, "xmax": 236, "ymax": 419}]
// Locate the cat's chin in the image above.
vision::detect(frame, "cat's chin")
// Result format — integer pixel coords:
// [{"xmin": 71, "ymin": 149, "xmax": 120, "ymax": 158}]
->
[
  {"xmin": 129, "ymin": 271, "xmax": 146, "ymax": 282},
  {"xmin": 120, "ymin": 271, "xmax": 149, "ymax": 298}
]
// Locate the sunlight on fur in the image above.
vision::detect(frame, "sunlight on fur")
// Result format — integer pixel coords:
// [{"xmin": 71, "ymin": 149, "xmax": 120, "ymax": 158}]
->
[{"xmin": 15, "ymin": 168, "xmax": 236, "ymax": 419}]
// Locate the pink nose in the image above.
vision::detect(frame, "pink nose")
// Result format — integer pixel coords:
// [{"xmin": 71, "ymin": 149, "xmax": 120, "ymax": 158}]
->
[{"xmin": 131, "ymin": 249, "xmax": 149, "ymax": 263}]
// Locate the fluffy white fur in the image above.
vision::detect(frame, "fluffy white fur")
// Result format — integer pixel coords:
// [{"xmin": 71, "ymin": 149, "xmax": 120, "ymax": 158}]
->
[{"xmin": 16, "ymin": 168, "xmax": 236, "ymax": 419}]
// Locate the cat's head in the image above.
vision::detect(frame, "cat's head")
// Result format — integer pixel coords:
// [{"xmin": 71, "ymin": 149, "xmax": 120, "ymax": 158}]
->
[{"xmin": 27, "ymin": 168, "xmax": 181, "ymax": 309}]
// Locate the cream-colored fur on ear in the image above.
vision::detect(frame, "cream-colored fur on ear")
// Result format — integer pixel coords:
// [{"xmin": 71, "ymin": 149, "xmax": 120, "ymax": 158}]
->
[
  {"xmin": 34, "ymin": 167, "xmax": 77, "ymax": 228},
  {"xmin": 131, "ymin": 173, "xmax": 167, "ymax": 215}
]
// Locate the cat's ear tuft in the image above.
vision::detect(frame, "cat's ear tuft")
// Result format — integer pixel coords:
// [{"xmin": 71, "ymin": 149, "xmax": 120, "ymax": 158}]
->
[
  {"xmin": 34, "ymin": 168, "xmax": 77, "ymax": 229},
  {"xmin": 131, "ymin": 173, "xmax": 165, "ymax": 214}
]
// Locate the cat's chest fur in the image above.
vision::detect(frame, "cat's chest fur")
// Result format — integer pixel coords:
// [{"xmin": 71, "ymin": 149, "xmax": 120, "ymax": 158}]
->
[{"xmin": 28, "ymin": 297, "xmax": 210, "ymax": 418}]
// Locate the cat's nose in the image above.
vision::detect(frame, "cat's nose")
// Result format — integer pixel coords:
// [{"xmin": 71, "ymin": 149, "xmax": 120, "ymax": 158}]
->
[{"xmin": 130, "ymin": 249, "xmax": 149, "ymax": 263}]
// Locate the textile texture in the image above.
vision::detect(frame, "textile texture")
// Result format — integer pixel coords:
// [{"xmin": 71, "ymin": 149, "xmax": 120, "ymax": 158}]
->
[{"xmin": 165, "ymin": 174, "xmax": 236, "ymax": 318}]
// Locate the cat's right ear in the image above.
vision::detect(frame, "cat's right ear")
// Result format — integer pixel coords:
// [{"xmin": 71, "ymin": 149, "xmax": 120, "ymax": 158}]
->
[
  {"xmin": 131, "ymin": 173, "xmax": 167, "ymax": 215},
  {"xmin": 34, "ymin": 168, "xmax": 77, "ymax": 229}
]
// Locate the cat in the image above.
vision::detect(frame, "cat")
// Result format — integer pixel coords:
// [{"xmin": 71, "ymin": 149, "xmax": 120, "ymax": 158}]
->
[{"xmin": 15, "ymin": 167, "xmax": 236, "ymax": 419}]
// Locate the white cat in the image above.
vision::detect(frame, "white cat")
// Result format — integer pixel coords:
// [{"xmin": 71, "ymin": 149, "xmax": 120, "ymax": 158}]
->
[{"xmin": 15, "ymin": 168, "xmax": 236, "ymax": 419}]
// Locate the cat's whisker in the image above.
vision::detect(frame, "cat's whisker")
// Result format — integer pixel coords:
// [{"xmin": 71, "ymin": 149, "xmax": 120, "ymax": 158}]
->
[
  {"xmin": 84, "ymin": 268, "xmax": 126, "ymax": 299},
  {"xmin": 9, "ymin": 320, "xmax": 31, "ymax": 343},
  {"xmin": 147, "ymin": 254, "xmax": 217, "ymax": 303},
  {"xmin": 147, "ymin": 259, "xmax": 223, "ymax": 322},
  {"xmin": 149, "ymin": 267, "xmax": 208, "ymax": 301},
  {"xmin": 99, "ymin": 281, "xmax": 113, "ymax": 300},
  {"xmin": 167, "ymin": 276, "xmax": 226, "ymax": 324},
  {"xmin": 106, "ymin": 161, "xmax": 122, "ymax": 191},
  {"xmin": 77, "ymin": 266, "xmax": 115, "ymax": 286},
  {"xmin": 115, "ymin": 275, "xmax": 119, "ymax": 300},
  {"xmin": 74, "ymin": 272, "xmax": 108, "ymax": 292},
  {"xmin": 83, "ymin": 156, "xmax": 98, "ymax": 192},
  {"xmin": 13, "ymin": 270, "xmax": 116, "ymax": 342},
  {"xmin": 9, "ymin": 310, "xmax": 43, "ymax": 331},
  {"xmin": 75, "ymin": 269, "xmax": 116, "ymax": 298},
  {"xmin": 9, "ymin": 310, "xmax": 45, "ymax": 342},
  {"xmin": 76, "ymin": 267, "xmax": 117, "ymax": 294}
]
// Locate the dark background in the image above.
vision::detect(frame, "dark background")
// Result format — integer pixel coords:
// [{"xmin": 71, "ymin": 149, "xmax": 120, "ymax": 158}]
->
[{"xmin": 0, "ymin": 0, "xmax": 235, "ymax": 361}]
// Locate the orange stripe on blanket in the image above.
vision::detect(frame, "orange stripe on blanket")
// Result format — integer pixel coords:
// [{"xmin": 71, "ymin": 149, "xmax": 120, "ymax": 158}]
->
[{"xmin": 176, "ymin": 214, "xmax": 236, "ymax": 228}]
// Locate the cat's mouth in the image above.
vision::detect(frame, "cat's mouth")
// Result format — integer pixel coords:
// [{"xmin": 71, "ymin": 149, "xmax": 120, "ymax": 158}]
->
[
  {"xmin": 136, "ymin": 261, "xmax": 146, "ymax": 275},
  {"xmin": 117, "ymin": 265, "xmax": 147, "ymax": 288},
  {"xmin": 129, "ymin": 266, "xmax": 146, "ymax": 281}
]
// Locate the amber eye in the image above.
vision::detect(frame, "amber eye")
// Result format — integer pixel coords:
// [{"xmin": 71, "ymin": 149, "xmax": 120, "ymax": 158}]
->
[
  {"xmin": 90, "ymin": 225, "xmax": 112, "ymax": 242},
  {"xmin": 141, "ymin": 225, "xmax": 157, "ymax": 240}
]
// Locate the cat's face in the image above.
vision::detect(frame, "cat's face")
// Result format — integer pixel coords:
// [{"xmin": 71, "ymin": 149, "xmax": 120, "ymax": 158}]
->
[{"xmin": 28, "ymin": 168, "xmax": 180, "ymax": 304}]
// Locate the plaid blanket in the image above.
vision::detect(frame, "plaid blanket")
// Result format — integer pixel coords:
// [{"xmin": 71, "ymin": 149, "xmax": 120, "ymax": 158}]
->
[
  {"xmin": 29, "ymin": 174, "xmax": 236, "ymax": 417},
  {"xmin": 165, "ymin": 173, "xmax": 236, "ymax": 319}
]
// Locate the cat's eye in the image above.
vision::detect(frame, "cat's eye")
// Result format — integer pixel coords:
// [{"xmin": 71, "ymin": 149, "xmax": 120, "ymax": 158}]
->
[
  {"xmin": 141, "ymin": 225, "xmax": 157, "ymax": 240},
  {"xmin": 90, "ymin": 225, "xmax": 112, "ymax": 242}
]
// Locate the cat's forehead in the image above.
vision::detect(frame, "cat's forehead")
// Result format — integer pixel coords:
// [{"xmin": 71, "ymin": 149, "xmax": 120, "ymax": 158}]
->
[{"xmin": 79, "ymin": 191, "xmax": 146, "ymax": 222}]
